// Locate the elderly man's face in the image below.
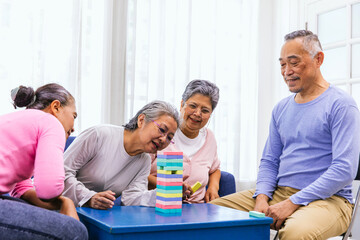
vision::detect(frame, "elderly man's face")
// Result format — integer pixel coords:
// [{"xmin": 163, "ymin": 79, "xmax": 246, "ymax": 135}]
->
[{"xmin": 279, "ymin": 39, "xmax": 319, "ymax": 93}]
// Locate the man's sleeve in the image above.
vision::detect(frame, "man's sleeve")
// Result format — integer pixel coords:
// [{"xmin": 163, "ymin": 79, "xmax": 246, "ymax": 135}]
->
[{"xmin": 253, "ymin": 111, "xmax": 283, "ymax": 199}]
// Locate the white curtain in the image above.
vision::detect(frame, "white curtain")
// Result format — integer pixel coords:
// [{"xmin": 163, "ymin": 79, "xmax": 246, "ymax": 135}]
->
[
  {"xmin": 0, "ymin": 0, "xmax": 80, "ymax": 115},
  {"xmin": 125, "ymin": 0, "xmax": 260, "ymax": 183},
  {"xmin": 0, "ymin": 0, "xmax": 259, "ymax": 184},
  {"xmin": 0, "ymin": 0, "xmax": 127, "ymax": 134}
]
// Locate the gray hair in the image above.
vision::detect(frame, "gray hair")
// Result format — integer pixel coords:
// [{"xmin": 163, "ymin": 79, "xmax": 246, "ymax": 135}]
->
[
  {"xmin": 11, "ymin": 83, "xmax": 74, "ymax": 110},
  {"xmin": 123, "ymin": 100, "xmax": 180, "ymax": 131},
  {"xmin": 181, "ymin": 80, "xmax": 220, "ymax": 110},
  {"xmin": 284, "ymin": 30, "xmax": 323, "ymax": 58}
]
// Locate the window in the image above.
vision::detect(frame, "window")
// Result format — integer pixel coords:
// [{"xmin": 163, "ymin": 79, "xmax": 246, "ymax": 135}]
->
[
  {"xmin": 0, "ymin": 0, "xmax": 106, "ymax": 134},
  {"xmin": 307, "ymin": 0, "xmax": 360, "ymax": 107}
]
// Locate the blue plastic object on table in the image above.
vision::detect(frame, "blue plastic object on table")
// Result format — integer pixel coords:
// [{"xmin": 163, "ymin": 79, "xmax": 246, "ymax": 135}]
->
[{"xmin": 77, "ymin": 203, "xmax": 272, "ymax": 240}]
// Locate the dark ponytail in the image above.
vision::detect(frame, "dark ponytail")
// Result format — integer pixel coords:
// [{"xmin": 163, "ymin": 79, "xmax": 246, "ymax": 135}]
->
[
  {"xmin": 11, "ymin": 83, "xmax": 74, "ymax": 110},
  {"xmin": 11, "ymin": 86, "xmax": 36, "ymax": 109}
]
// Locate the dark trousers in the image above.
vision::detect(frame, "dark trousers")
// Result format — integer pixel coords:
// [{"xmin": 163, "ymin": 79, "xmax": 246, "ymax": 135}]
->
[{"xmin": 0, "ymin": 195, "xmax": 88, "ymax": 240}]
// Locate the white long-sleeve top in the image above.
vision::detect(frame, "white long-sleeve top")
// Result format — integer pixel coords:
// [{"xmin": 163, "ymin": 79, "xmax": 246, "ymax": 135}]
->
[{"xmin": 63, "ymin": 124, "xmax": 156, "ymax": 207}]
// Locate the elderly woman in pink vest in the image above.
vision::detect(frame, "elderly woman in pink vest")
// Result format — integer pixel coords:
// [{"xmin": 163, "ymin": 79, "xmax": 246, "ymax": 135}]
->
[{"xmin": 149, "ymin": 79, "xmax": 221, "ymax": 203}]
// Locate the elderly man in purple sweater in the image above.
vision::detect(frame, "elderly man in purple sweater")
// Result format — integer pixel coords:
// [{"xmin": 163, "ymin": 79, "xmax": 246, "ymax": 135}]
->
[{"xmin": 211, "ymin": 30, "xmax": 360, "ymax": 240}]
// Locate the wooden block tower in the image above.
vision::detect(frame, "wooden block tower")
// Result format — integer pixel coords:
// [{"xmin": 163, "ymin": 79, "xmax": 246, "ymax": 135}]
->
[{"xmin": 155, "ymin": 151, "xmax": 183, "ymax": 214}]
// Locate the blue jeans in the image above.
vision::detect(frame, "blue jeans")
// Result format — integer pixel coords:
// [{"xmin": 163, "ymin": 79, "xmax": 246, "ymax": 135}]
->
[{"xmin": 0, "ymin": 196, "xmax": 88, "ymax": 240}]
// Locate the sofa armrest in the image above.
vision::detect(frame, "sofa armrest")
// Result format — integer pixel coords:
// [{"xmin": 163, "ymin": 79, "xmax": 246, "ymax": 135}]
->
[
  {"xmin": 218, "ymin": 171, "xmax": 236, "ymax": 197},
  {"xmin": 65, "ymin": 136, "xmax": 76, "ymax": 152}
]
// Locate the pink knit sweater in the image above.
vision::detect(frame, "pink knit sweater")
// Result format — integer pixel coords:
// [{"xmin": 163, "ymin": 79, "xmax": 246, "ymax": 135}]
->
[{"xmin": 0, "ymin": 109, "xmax": 65, "ymax": 199}]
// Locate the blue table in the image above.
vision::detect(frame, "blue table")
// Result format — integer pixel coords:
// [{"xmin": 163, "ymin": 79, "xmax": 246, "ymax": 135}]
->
[{"xmin": 77, "ymin": 203, "xmax": 272, "ymax": 240}]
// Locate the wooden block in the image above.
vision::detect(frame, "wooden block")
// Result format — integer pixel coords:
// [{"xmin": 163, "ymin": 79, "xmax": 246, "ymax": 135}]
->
[
  {"xmin": 249, "ymin": 211, "xmax": 265, "ymax": 218},
  {"xmin": 191, "ymin": 181, "xmax": 202, "ymax": 192}
]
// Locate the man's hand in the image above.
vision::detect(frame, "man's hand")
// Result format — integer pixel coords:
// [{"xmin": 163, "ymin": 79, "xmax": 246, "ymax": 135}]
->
[
  {"xmin": 266, "ymin": 198, "xmax": 300, "ymax": 230},
  {"xmin": 87, "ymin": 190, "xmax": 116, "ymax": 209},
  {"xmin": 182, "ymin": 183, "xmax": 193, "ymax": 200},
  {"xmin": 254, "ymin": 194, "xmax": 270, "ymax": 213},
  {"xmin": 204, "ymin": 186, "xmax": 219, "ymax": 202}
]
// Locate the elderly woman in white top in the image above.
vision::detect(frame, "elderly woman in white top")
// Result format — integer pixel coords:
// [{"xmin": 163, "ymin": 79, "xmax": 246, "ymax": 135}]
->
[
  {"xmin": 63, "ymin": 100, "xmax": 191, "ymax": 209},
  {"xmin": 149, "ymin": 80, "xmax": 221, "ymax": 203}
]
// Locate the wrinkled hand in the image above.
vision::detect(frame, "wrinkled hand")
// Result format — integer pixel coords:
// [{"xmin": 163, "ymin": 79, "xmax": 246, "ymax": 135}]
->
[
  {"xmin": 20, "ymin": 190, "xmax": 80, "ymax": 221},
  {"xmin": 87, "ymin": 190, "xmax": 116, "ymax": 210},
  {"xmin": 182, "ymin": 183, "xmax": 193, "ymax": 200},
  {"xmin": 58, "ymin": 196, "xmax": 80, "ymax": 220},
  {"xmin": 266, "ymin": 199, "xmax": 300, "ymax": 230},
  {"xmin": 254, "ymin": 194, "xmax": 270, "ymax": 214},
  {"xmin": 204, "ymin": 186, "xmax": 219, "ymax": 202}
]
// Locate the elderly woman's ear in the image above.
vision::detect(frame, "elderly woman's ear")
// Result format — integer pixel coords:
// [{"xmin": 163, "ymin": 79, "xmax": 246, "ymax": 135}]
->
[{"xmin": 137, "ymin": 113, "xmax": 146, "ymax": 128}]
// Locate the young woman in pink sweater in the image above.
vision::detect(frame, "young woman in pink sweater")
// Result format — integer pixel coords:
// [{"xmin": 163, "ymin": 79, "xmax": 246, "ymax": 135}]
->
[
  {"xmin": 149, "ymin": 80, "xmax": 221, "ymax": 203},
  {"xmin": 0, "ymin": 83, "xmax": 87, "ymax": 240}
]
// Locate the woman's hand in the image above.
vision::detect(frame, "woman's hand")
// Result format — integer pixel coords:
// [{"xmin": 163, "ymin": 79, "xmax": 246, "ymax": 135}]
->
[
  {"xmin": 21, "ymin": 189, "xmax": 60, "ymax": 210},
  {"xmin": 87, "ymin": 190, "xmax": 116, "ymax": 210},
  {"xmin": 206, "ymin": 169, "xmax": 220, "ymax": 202},
  {"xmin": 182, "ymin": 183, "xmax": 193, "ymax": 200},
  {"xmin": 58, "ymin": 196, "xmax": 80, "ymax": 220},
  {"xmin": 204, "ymin": 186, "xmax": 219, "ymax": 202},
  {"xmin": 148, "ymin": 175, "xmax": 157, "ymax": 190},
  {"xmin": 20, "ymin": 189, "xmax": 80, "ymax": 220}
]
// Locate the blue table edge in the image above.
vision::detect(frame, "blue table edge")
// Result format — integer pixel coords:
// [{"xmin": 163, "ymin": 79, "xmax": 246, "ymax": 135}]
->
[{"xmin": 77, "ymin": 204, "xmax": 273, "ymax": 234}]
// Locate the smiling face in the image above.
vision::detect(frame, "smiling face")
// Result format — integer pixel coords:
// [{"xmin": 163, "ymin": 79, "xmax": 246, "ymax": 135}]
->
[
  {"xmin": 55, "ymin": 100, "xmax": 77, "ymax": 139},
  {"xmin": 137, "ymin": 114, "xmax": 178, "ymax": 154},
  {"xmin": 279, "ymin": 39, "xmax": 320, "ymax": 94},
  {"xmin": 180, "ymin": 93, "xmax": 212, "ymax": 137}
]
